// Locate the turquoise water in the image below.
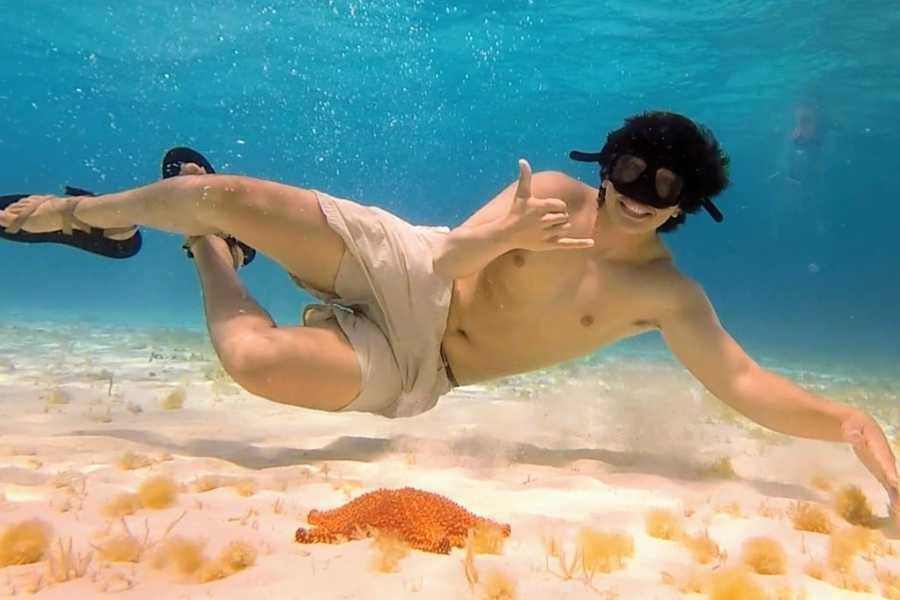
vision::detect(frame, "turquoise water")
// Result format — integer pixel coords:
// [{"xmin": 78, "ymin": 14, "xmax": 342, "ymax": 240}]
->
[{"xmin": 1, "ymin": 1, "xmax": 898, "ymax": 378}]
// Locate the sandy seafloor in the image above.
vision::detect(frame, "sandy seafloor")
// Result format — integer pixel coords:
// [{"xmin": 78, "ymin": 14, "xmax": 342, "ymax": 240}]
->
[{"xmin": 1, "ymin": 318, "xmax": 899, "ymax": 599}]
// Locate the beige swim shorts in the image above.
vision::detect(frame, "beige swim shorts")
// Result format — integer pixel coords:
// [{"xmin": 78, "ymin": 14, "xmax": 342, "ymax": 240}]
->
[{"xmin": 291, "ymin": 190, "xmax": 457, "ymax": 418}]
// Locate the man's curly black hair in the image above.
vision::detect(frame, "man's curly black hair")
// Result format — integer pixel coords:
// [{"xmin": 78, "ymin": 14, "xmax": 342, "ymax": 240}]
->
[{"xmin": 597, "ymin": 111, "xmax": 730, "ymax": 232}]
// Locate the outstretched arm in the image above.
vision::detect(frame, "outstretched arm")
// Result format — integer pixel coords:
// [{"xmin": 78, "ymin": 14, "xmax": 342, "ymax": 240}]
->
[{"xmin": 658, "ymin": 278, "xmax": 900, "ymax": 522}]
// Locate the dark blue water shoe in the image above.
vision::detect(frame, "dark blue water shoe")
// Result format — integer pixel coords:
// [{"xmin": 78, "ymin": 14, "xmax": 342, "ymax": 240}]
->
[
  {"xmin": 0, "ymin": 186, "xmax": 141, "ymax": 259},
  {"xmin": 162, "ymin": 146, "xmax": 256, "ymax": 268}
]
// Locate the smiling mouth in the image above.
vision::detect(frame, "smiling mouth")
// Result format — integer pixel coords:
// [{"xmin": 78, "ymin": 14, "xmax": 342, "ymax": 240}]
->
[{"xmin": 619, "ymin": 197, "xmax": 653, "ymax": 219}]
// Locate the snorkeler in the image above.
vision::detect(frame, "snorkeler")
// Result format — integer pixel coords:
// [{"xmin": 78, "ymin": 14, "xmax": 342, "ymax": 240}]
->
[
  {"xmin": 769, "ymin": 97, "xmax": 832, "ymax": 250},
  {"xmin": 1, "ymin": 111, "xmax": 897, "ymax": 524}
]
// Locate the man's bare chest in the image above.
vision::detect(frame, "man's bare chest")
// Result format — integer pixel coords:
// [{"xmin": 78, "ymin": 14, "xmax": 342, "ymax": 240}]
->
[{"xmin": 468, "ymin": 249, "xmax": 660, "ymax": 342}]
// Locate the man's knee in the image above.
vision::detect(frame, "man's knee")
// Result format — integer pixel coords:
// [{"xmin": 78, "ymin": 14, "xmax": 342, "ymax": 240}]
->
[
  {"xmin": 214, "ymin": 325, "xmax": 362, "ymax": 412},
  {"xmin": 216, "ymin": 330, "xmax": 286, "ymax": 392},
  {"xmin": 215, "ymin": 329, "xmax": 326, "ymax": 407}
]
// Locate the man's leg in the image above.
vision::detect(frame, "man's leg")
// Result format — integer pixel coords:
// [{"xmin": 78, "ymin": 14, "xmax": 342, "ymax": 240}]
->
[
  {"xmin": 190, "ymin": 234, "xmax": 362, "ymax": 411},
  {"xmin": 1, "ymin": 170, "xmax": 366, "ymax": 408},
  {"xmin": 0, "ymin": 174, "xmax": 345, "ymax": 295}
]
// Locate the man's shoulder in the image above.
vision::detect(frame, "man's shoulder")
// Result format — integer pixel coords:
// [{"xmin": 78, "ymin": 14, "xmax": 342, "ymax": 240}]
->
[
  {"xmin": 531, "ymin": 170, "xmax": 596, "ymax": 206},
  {"xmin": 531, "ymin": 170, "xmax": 591, "ymax": 191},
  {"xmin": 642, "ymin": 260, "xmax": 710, "ymax": 318}
]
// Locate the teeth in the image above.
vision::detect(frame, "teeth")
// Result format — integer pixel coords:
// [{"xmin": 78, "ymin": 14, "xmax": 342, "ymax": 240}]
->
[{"xmin": 620, "ymin": 199, "xmax": 650, "ymax": 218}]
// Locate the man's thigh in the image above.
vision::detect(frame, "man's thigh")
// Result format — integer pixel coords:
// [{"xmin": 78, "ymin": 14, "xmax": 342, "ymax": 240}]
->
[
  {"xmin": 233, "ymin": 319, "xmax": 362, "ymax": 412},
  {"xmin": 209, "ymin": 179, "xmax": 346, "ymax": 295}
]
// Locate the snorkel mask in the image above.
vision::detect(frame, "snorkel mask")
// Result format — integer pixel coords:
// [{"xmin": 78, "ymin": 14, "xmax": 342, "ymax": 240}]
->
[{"xmin": 569, "ymin": 149, "xmax": 724, "ymax": 223}]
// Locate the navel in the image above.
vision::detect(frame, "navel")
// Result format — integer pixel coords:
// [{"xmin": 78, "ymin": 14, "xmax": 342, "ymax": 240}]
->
[
  {"xmin": 512, "ymin": 253, "xmax": 525, "ymax": 267},
  {"xmin": 580, "ymin": 314, "xmax": 595, "ymax": 327}
]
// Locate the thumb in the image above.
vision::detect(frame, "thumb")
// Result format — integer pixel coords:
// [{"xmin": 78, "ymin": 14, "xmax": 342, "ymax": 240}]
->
[{"xmin": 515, "ymin": 158, "xmax": 532, "ymax": 200}]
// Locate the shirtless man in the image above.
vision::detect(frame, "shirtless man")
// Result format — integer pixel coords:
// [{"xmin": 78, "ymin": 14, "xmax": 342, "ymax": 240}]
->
[{"xmin": 2, "ymin": 111, "xmax": 898, "ymax": 523}]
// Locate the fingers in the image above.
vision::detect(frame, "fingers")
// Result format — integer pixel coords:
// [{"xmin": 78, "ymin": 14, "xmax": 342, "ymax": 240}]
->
[
  {"xmin": 532, "ymin": 237, "xmax": 594, "ymax": 250},
  {"xmin": 540, "ymin": 212, "xmax": 569, "ymax": 227},
  {"xmin": 553, "ymin": 237, "xmax": 595, "ymax": 249},
  {"xmin": 540, "ymin": 198, "xmax": 567, "ymax": 212},
  {"xmin": 515, "ymin": 159, "xmax": 532, "ymax": 200},
  {"xmin": 536, "ymin": 227, "xmax": 595, "ymax": 250},
  {"xmin": 536, "ymin": 199, "xmax": 568, "ymax": 227}
]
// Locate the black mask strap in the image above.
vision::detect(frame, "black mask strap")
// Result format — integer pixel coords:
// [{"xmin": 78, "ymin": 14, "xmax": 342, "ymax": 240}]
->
[
  {"xmin": 569, "ymin": 150, "xmax": 603, "ymax": 163},
  {"xmin": 702, "ymin": 198, "xmax": 723, "ymax": 223}
]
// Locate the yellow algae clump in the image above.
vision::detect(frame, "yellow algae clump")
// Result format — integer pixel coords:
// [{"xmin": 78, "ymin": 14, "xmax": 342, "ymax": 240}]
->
[
  {"xmin": 370, "ymin": 531, "xmax": 410, "ymax": 573},
  {"xmin": 479, "ymin": 567, "xmax": 518, "ymax": 600},
  {"xmin": 197, "ymin": 559, "xmax": 230, "ymax": 583},
  {"xmin": 577, "ymin": 528, "xmax": 634, "ymax": 579},
  {"xmin": 233, "ymin": 478, "xmax": 257, "ymax": 497},
  {"xmin": 810, "ymin": 473, "xmax": 834, "ymax": 492},
  {"xmin": 741, "ymin": 536, "xmax": 787, "ymax": 575},
  {"xmin": 790, "ymin": 502, "xmax": 832, "ymax": 534},
  {"xmin": 662, "ymin": 569, "xmax": 707, "ymax": 594},
  {"xmin": 194, "ymin": 540, "xmax": 257, "ymax": 583},
  {"xmin": 160, "ymin": 387, "xmax": 186, "ymax": 410},
  {"xmin": 0, "ymin": 519, "xmax": 51, "ymax": 566},
  {"xmin": 833, "ymin": 485, "xmax": 876, "ymax": 527},
  {"xmin": 682, "ymin": 531, "xmax": 724, "ymax": 565},
  {"xmin": 470, "ymin": 522, "xmax": 508, "ymax": 555},
  {"xmin": 93, "ymin": 534, "xmax": 143, "ymax": 563},
  {"xmin": 102, "ymin": 492, "xmax": 142, "ymax": 517},
  {"xmin": 829, "ymin": 525, "xmax": 889, "ymax": 571},
  {"xmin": 46, "ymin": 388, "xmax": 72, "ymax": 405},
  {"xmin": 804, "ymin": 560, "xmax": 827, "ymax": 580},
  {"xmin": 828, "ymin": 530, "xmax": 858, "ymax": 573},
  {"xmin": 878, "ymin": 568, "xmax": 900, "ymax": 600},
  {"xmin": 772, "ymin": 584, "xmax": 802, "ymax": 600},
  {"xmin": 117, "ymin": 450, "xmax": 153, "ymax": 470},
  {"xmin": 217, "ymin": 540, "xmax": 256, "ymax": 572},
  {"xmin": 151, "ymin": 536, "xmax": 205, "ymax": 577},
  {"xmin": 757, "ymin": 500, "xmax": 780, "ymax": 519},
  {"xmin": 196, "ymin": 540, "xmax": 257, "ymax": 582},
  {"xmin": 830, "ymin": 570, "xmax": 872, "ymax": 593},
  {"xmin": 645, "ymin": 508, "xmax": 682, "ymax": 540},
  {"xmin": 715, "ymin": 501, "xmax": 742, "ymax": 517},
  {"xmin": 138, "ymin": 475, "xmax": 179, "ymax": 509},
  {"xmin": 704, "ymin": 456, "xmax": 738, "ymax": 479},
  {"xmin": 707, "ymin": 568, "xmax": 766, "ymax": 600},
  {"xmin": 676, "ymin": 570, "xmax": 707, "ymax": 594},
  {"xmin": 192, "ymin": 474, "xmax": 227, "ymax": 493}
]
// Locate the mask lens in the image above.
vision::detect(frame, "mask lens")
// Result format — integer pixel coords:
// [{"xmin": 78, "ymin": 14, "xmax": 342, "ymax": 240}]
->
[
  {"xmin": 611, "ymin": 155, "xmax": 646, "ymax": 183},
  {"xmin": 655, "ymin": 168, "xmax": 683, "ymax": 204}
]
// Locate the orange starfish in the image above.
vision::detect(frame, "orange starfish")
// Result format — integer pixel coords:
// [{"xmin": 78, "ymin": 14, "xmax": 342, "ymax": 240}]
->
[{"xmin": 294, "ymin": 487, "xmax": 511, "ymax": 554}]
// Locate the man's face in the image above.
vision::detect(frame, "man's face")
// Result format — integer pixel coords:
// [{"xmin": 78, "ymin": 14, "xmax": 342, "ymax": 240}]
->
[{"xmin": 602, "ymin": 179, "xmax": 681, "ymax": 234}]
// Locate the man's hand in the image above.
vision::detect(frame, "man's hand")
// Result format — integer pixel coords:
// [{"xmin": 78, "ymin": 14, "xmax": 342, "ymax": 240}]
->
[
  {"xmin": 841, "ymin": 411, "xmax": 900, "ymax": 528},
  {"xmin": 500, "ymin": 159, "xmax": 594, "ymax": 252}
]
